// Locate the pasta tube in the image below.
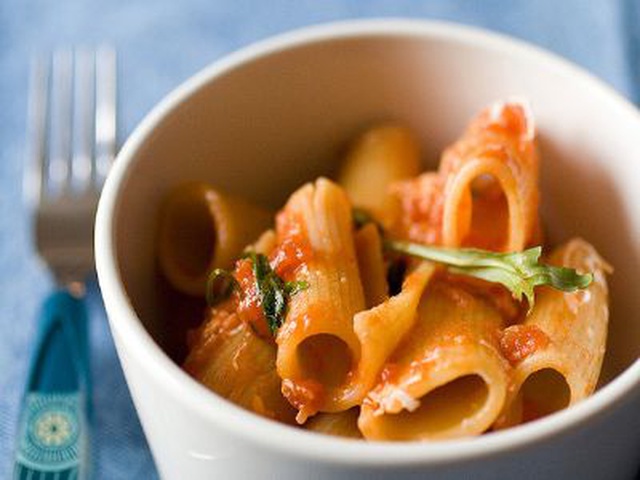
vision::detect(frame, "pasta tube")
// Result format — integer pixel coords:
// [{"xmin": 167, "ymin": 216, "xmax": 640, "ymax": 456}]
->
[
  {"xmin": 354, "ymin": 223, "xmax": 389, "ymax": 308},
  {"xmin": 440, "ymin": 100, "xmax": 540, "ymax": 251},
  {"xmin": 359, "ymin": 280, "xmax": 509, "ymax": 441},
  {"xmin": 343, "ymin": 262, "xmax": 436, "ymax": 407},
  {"xmin": 305, "ymin": 408, "xmax": 362, "ymax": 439},
  {"xmin": 496, "ymin": 238, "xmax": 610, "ymax": 425},
  {"xmin": 183, "ymin": 307, "xmax": 297, "ymax": 424},
  {"xmin": 249, "ymin": 229, "xmax": 277, "ymax": 255},
  {"xmin": 158, "ymin": 182, "xmax": 272, "ymax": 296},
  {"xmin": 391, "ymin": 100, "xmax": 539, "ymax": 251},
  {"xmin": 275, "ymin": 179, "xmax": 365, "ymax": 422},
  {"xmin": 337, "ymin": 124, "xmax": 421, "ymax": 227}
]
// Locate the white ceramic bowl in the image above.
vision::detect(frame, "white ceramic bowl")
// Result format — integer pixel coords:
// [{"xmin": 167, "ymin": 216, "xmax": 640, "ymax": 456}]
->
[{"xmin": 96, "ymin": 19, "xmax": 640, "ymax": 480}]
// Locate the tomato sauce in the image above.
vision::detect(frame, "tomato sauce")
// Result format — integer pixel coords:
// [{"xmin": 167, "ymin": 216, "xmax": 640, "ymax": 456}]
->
[
  {"xmin": 233, "ymin": 258, "xmax": 270, "ymax": 338},
  {"xmin": 271, "ymin": 210, "xmax": 312, "ymax": 281},
  {"xmin": 391, "ymin": 173, "xmax": 445, "ymax": 245},
  {"xmin": 499, "ymin": 324, "xmax": 549, "ymax": 366},
  {"xmin": 230, "ymin": 209, "xmax": 313, "ymax": 338},
  {"xmin": 444, "ymin": 272, "xmax": 524, "ymax": 324},
  {"xmin": 281, "ymin": 378, "xmax": 324, "ymax": 424}
]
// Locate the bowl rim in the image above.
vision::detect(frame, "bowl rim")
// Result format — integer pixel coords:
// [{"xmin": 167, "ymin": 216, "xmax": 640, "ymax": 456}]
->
[{"xmin": 96, "ymin": 18, "xmax": 640, "ymax": 467}]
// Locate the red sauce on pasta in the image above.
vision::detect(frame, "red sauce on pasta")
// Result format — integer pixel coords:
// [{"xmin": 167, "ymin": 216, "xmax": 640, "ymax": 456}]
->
[
  {"xmin": 445, "ymin": 272, "xmax": 523, "ymax": 323},
  {"xmin": 183, "ymin": 308, "xmax": 241, "ymax": 376},
  {"xmin": 272, "ymin": 211, "xmax": 312, "ymax": 281},
  {"xmin": 234, "ymin": 258, "xmax": 270, "ymax": 338},
  {"xmin": 499, "ymin": 325, "xmax": 550, "ymax": 366},
  {"xmin": 487, "ymin": 102, "xmax": 532, "ymax": 144},
  {"xmin": 281, "ymin": 378, "xmax": 324, "ymax": 424},
  {"xmin": 391, "ymin": 173, "xmax": 445, "ymax": 245},
  {"xmin": 229, "ymin": 211, "xmax": 313, "ymax": 338}
]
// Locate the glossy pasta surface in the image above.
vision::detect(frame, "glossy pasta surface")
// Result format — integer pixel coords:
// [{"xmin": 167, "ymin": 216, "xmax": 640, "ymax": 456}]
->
[{"xmin": 161, "ymin": 100, "xmax": 610, "ymax": 442}]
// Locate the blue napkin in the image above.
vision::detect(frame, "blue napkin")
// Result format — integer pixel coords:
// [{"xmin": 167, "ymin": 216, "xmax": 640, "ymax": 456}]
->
[{"xmin": 1, "ymin": 1, "xmax": 638, "ymax": 478}]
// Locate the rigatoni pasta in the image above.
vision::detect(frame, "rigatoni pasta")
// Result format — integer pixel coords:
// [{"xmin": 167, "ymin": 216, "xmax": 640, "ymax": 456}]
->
[
  {"xmin": 183, "ymin": 307, "xmax": 297, "ymax": 424},
  {"xmin": 440, "ymin": 101, "xmax": 540, "ymax": 251},
  {"xmin": 344, "ymin": 261, "xmax": 436, "ymax": 408},
  {"xmin": 158, "ymin": 182, "xmax": 272, "ymax": 295},
  {"xmin": 358, "ymin": 280, "xmax": 509, "ymax": 440},
  {"xmin": 305, "ymin": 409, "xmax": 362, "ymax": 439},
  {"xmin": 274, "ymin": 179, "xmax": 365, "ymax": 421},
  {"xmin": 496, "ymin": 238, "xmax": 610, "ymax": 425},
  {"xmin": 158, "ymin": 99, "xmax": 610, "ymax": 442},
  {"xmin": 354, "ymin": 223, "xmax": 388, "ymax": 309},
  {"xmin": 391, "ymin": 101, "xmax": 540, "ymax": 251},
  {"xmin": 338, "ymin": 124, "xmax": 421, "ymax": 227}
]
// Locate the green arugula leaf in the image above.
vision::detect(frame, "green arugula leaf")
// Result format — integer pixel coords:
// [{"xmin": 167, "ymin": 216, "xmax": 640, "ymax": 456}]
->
[
  {"xmin": 206, "ymin": 255, "xmax": 308, "ymax": 336},
  {"xmin": 244, "ymin": 251, "xmax": 308, "ymax": 335},
  {"xmin": 384, "ymin": 240, "xmax": 592, "ymax": 311},
  {"xmin": 353, "ymin": 208, "xmax": 373, "ymax": 229},
  {"xmin": 352, "ymin": 207, "xmax": 383, "ymax": 232}
]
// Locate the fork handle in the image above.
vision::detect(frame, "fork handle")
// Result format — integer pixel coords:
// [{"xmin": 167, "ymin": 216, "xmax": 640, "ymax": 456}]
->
[{"xmin": 14, "ymin": 289, "xmax": 92, "ymax": 480}]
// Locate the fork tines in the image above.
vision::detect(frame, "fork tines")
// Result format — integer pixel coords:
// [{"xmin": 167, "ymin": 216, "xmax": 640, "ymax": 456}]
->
[{"xmin": 26, "ymin": 46, "xmax": 117, "ymax": 204}]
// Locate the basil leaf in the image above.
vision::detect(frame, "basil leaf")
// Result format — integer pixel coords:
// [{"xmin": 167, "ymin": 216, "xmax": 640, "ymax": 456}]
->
[
  {"xmin": 244, "ymin": 251, "xmax": 306, "ymax": 335},
  {"xmin": 352, "ymin": 207, "xmax": 383, "ymax": 232},
  {"xmin": 384, "ymin": 240, "xmax": 593, "ymax": 311}
]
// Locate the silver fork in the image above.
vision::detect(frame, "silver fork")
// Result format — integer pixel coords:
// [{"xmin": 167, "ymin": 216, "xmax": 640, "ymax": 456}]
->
[
  {"xmin": 14, "ymin": 47, "xmax": 116, "ymax": 480},
  {"xmin": 28, "ymin": 47, "xmax": 116, "ymax": 287}
]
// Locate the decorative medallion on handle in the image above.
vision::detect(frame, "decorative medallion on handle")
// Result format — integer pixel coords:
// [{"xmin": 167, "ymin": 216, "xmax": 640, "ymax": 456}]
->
[{"xmin": 15, "ymin": 392, "xmax": 86, "ymax": 479}]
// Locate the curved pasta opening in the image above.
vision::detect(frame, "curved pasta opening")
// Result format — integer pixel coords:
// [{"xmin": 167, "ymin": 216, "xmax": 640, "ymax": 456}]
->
[
  {"xmin": 443, "ymin": 157, "xmax": 522, "ymax": 251},
  {"xmin": 464, "ymin": 174, "xmax": 509, "ymax": 250},
  {"xmin": 388, "ymin": 374, "xmax": 489, "ymax": 438},
  {"xmin": 376, "ymin": 374, "xmax": 490, "ymax": 440},
  {"xmin": 520, "ymin": 368, "xmax": 571, "ymax": 422},
  {"xmin": 305, "ymin": 408, "xmax": 362, "ymax": 439},
  {"xmin": 160, "ymin": 193, "xmax": 216, "ymax": 280},
  {"xmin": 297, "ymin": 334, "xmax": 353, "ymax": 388}
]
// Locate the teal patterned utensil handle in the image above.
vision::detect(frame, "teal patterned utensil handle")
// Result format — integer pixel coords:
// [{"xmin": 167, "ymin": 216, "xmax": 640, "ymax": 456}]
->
[{"xmin": 14, "ymin": 290, "xmax": 91, "ymax": 480}]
